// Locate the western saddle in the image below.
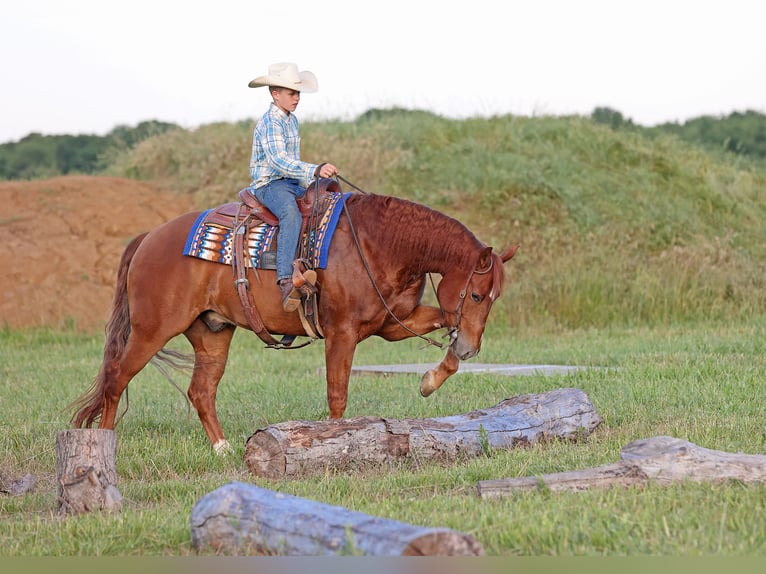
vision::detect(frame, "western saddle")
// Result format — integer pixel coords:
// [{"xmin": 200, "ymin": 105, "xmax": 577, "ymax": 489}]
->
[{"xmin": 229, "ymin": 177, "xmax": 342, "ymax": 348}]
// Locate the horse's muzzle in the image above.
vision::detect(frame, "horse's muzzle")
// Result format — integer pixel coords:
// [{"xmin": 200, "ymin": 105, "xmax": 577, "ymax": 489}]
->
[{"xmin": 450, "ymin": 331, "xmax": 480, "ymax": 361}]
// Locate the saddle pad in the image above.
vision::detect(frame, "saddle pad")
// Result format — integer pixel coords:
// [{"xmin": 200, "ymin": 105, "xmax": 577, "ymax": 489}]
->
[{"xmin": 183, "ymin": 192, "xmax": 347, "ymax": 269}]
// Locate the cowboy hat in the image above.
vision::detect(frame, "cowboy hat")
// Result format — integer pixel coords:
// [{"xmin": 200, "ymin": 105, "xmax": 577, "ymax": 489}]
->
[{"xmin": 248, "ymin": 62, "xmax": 318, "ymax": 93}]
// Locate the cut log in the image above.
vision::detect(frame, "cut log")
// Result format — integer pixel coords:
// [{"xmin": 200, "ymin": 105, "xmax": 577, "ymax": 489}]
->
[
  {"xmin": 244, "ymin": 388, "xmax": 601, "ymax": 479},
  {"xmin": 476, "ymin": 435, "xmax": 766, "ymax": 497},
  {"xmin": 55, "ymin": 429, "xmax": 122, "ymax": 514},
  {"xmin": 190, "ymin": 481, "xmax": 484, "ymax": 556}
]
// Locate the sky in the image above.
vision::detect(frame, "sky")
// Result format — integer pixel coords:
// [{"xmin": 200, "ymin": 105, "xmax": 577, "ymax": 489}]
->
[{"xmin": 1, "ymin": 0, "xmax": 764, "ymax": 144}]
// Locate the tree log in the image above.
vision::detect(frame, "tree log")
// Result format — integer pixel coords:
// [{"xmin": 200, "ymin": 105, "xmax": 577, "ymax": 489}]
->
[
  {"xmin": 244, "ymin": 388, "xmax": 601, "ymax": 479},
  {"xmin": 476, "ymin": 435, "xmax": 766, "ymax": 497},
  {"xmin": 190, "ymin": 481, "xmax": 484, "ymax": 556},
  {"xmin": 55, "ymin": 429, "xmax": 122, "ymax": 515}
]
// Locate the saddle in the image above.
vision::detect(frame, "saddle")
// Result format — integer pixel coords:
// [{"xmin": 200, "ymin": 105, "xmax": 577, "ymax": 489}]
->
[
  {"xmin": 205, "ymin": 177, "xmax": 341, "ymax": 231},
  {"xmin": 239, "ymin": 178, "xmax": 341, "ymax": 226},
  {"xmin": 226, "ymin": 177, "xmax": 342, "ymax": 349}
]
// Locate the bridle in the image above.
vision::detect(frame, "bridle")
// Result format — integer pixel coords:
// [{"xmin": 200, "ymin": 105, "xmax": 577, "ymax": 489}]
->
[
  {"xmin": 335, "ymin": 174, "xmax": 496, "ymax": 351},
  {"xmin": 445, "ymin": 255, "xmax": 496, "ymax": 345}
]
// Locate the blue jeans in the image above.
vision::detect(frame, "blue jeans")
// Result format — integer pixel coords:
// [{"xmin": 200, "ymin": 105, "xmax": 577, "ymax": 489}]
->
[{"xmin": 251, "ymin": 178, "xmax": 306, "ymax": 283}]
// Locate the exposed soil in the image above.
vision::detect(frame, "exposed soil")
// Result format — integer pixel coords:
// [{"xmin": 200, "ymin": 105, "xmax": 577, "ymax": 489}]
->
[{"xmin": 0, "ymin": 176, "xmax": 195, "ymax": 332}]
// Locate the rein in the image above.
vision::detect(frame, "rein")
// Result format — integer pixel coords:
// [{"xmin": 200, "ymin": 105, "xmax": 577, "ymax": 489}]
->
[
  {"xmin": 334, "ymin": 174, "xmax": 488, "ymax": 350},
  {"xmin": 335, "ymin": 176, "xmax": 444, "ymax": 349}
]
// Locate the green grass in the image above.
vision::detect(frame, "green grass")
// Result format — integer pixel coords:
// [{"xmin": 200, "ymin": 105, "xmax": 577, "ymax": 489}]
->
[
  {"xmin": 4, "ymin": 110, "xmax": 766, "ymax": 556},
  {"xmin": 2, "ymin": 320, "xmax": 766, "ymax": 556}
]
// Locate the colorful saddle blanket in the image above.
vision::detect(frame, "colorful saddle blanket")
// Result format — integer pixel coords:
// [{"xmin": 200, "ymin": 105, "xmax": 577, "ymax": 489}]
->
[{"xmin": 183, "ymin": 192, "xmax": 347, "ymax": 269}]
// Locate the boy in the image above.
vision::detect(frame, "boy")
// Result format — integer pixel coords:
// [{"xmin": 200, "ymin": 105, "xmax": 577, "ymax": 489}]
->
[{"xmin": 247, "ymin": 62, "xmax": 338, "ymax": 312}]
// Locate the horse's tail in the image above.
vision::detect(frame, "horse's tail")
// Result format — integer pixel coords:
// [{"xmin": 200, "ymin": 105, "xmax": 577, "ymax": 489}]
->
[{"xmin": 69, "ymin": 232, "xmax": 148, "ymax": 428}]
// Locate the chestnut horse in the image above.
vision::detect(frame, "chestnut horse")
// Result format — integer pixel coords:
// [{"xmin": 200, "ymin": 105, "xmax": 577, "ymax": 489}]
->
[{"xmin": 71, "ymin": 191, "xmax": 518, "ymax": 453}]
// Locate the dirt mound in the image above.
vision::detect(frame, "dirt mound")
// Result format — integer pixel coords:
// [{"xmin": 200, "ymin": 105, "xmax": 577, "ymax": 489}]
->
[{"xmin": 0, "ymin": 176, "xmax": 195, "ymax": 332}]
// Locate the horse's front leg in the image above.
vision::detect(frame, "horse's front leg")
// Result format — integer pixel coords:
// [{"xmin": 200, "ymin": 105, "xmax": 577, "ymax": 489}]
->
[
  {"xmin": 420, "ymin": 346, "xmax": 459, "ymax": 397},
  {"xmin": 375, "ymin": 305, "xmax": 458, "ymax": 397},
  {"xmin": 323, "ymin": 330, "xmax": 359, "ymax": 418},
  {"xmin": 376, "ymin": 305, "xmax": 445, "ymax": 342}
]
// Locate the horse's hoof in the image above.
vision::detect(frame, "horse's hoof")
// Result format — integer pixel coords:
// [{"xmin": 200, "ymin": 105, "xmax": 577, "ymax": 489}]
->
[
  {"xmin": 420, "ymin": 371, "xmax": 437, "ymax": 397},
  {"xmin": 213, "ymin": 439, "xmax": 233, "ymax": 455}
]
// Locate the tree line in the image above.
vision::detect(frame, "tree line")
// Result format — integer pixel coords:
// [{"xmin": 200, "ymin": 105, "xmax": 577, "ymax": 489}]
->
[
  {"xmin": 590, "ymin": 107, "xmax": 766, "ymax": 160},
  {"xmin": 0, "ymin": 120, "xmax": 179, "ymax": 180},
  {"xmin": 1, "ymin": 110, "xmax": 765, "ymax": 181}
]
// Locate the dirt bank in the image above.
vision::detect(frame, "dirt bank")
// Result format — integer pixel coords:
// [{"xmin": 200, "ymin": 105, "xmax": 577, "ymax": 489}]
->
[{"xmin": 0, "ymin": 176, "xmax": 194, "ymax": 332}]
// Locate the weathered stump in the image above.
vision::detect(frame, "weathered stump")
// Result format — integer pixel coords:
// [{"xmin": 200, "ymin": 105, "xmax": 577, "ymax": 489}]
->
[
  {"xmin": 476, "ymin": 435, "xmax": 766, "ymax": 497},
  {"xmin": 190, "ymin": 481, "xmax": 484, "ymax": 556},
  {"xmin": 55, "ymin": 429, "xmax": 122, "ymax": 514},
  {"xmin": 244, "ymin": 388, "xmax": 601, "ymax": 479}
]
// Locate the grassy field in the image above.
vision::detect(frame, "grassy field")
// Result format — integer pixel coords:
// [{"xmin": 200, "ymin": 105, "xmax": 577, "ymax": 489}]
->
[
  {"xmin": 3, "ymin": 110, "xmax": 766, "ymax": 557},
  {"xmin": 1, "ymin": 318, "xmax": 766, "ymax": 556}
]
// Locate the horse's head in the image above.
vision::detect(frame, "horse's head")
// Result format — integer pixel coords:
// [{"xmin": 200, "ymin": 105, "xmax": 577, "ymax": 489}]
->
[{"xmin": 437, "ymin": 244, "xmax": 519, "ymax": 360}]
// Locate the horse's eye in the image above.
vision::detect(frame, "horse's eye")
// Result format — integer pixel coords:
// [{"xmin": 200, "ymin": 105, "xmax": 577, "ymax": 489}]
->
[{"xmin": 470, "ymin": 292, "xmax": 482, "ymax": 303}]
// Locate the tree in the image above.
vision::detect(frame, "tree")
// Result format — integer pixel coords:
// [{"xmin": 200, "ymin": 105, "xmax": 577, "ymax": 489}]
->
[
  {"xmin": 590, "ymin": 107, "xmax": 634, "ymax": 130},
  {"xmin": 652, "ymin": 110, "xmax": 766, "ymax": 160}
]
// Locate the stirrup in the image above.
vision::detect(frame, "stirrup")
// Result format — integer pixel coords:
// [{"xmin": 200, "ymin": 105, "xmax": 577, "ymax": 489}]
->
[
  {"xmin": 299, "ymin": 269, "xmax": 318, "ymax": 295},
  {"xmin": 281, "ymin": 270, "xmax": 317, "ymax": 313},
  {"xmin": 280, "ymin": 280, "xmax": 302, "ymax": 313}
]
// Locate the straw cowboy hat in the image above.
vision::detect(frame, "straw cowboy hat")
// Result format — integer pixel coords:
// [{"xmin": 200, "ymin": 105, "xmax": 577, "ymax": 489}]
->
[{"xmin": 248, "ymin": 62, "xmax": 318, "ymax": 93}]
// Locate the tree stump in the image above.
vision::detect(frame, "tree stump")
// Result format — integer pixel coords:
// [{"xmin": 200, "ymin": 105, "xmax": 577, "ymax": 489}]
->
[
  {"xmin": 476, "ymin": 435, "xmax": 766, "ymax": 497},
  {"xmin": 244, "ymin": 388, "xmax": 601, "ymax": 479},
  {"xmin": 55, "ymin": 429, "xmax": 122, "ymax": 515},
  {"xmin": 190, "ymin": 481, "xmax": 484, "ymax": 556}
]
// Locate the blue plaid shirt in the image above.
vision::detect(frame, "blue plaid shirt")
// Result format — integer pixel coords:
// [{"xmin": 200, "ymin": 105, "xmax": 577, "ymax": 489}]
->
[{"xmin": 249, "ymin": 103, "xmax": 318, "ymax": 189}]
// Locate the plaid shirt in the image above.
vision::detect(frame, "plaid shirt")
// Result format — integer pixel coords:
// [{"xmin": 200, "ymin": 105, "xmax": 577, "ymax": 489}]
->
[{"xmin": 249, "ymin": 103, "xmax": 318, "ymax": 189}]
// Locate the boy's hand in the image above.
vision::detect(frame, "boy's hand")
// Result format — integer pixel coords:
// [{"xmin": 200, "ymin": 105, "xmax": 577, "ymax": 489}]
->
[{"xmin": 316, "ymin": 163, "xmax": 338, "ymax": 178}]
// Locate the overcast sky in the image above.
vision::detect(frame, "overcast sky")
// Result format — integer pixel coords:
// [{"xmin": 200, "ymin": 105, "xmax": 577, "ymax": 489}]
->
[{"xmin": 1, "ymin": 0, "xmax": 764, "ymax": 144}]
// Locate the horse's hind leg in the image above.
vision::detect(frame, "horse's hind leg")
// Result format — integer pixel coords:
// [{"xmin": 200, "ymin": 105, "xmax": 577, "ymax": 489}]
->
[
  {"xmin": 183, "ymin": 317, "xmax": 236, "ymax": 454},
  {"xmin": 99, "ymin": 333, "xmax": 171, "ymax": 429}
]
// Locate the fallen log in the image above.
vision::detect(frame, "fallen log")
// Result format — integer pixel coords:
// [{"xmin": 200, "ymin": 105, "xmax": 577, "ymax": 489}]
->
[
  {"xmin": 476, "ymin": 435, "xmax": 766, "ymax": 497},
  {"xmin": 190, "ymin": 481, "xmax": 484, "ymax": 556},
  {"xmin": 244, "ymin": 388, "xmax": 601, "ymax": 479},
  {"xmin": 55, "ymin": 429, "xmax": 122, "ymax": 514}
]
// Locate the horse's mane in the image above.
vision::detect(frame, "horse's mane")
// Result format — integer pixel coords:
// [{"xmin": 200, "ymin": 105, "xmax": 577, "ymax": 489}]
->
[{"xmin": 344, "ymin": 193, "xmax": 485, "ymax": 273}]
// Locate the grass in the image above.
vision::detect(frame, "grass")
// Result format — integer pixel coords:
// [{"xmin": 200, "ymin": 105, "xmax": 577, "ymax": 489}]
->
[
  {"xmin": 2, "ymin": 319, "xmax": 766, "ymax": 556},
  {"xmin": 4, "ymin": 110, "xmax": 766, "ymax": 557}
]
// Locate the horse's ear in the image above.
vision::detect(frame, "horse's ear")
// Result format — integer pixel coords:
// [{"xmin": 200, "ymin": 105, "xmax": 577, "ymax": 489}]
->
[
  {"xmin": 500, "ymin": 244, "xmax": 520, "ymax": 263},
  {"xmin": 477, "ymin": 247, "xmax": 493, "ymax": 272}
]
